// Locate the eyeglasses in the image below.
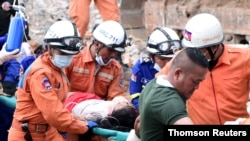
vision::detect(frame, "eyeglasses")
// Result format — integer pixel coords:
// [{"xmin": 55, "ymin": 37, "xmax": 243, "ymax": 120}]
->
[
  {"xmin": 44, "ymin": 36, "xmax": 83, "ymax": 51},
  {"xmin": 148, "ymin": 40, "xmax": 181, "ymax": 55}
]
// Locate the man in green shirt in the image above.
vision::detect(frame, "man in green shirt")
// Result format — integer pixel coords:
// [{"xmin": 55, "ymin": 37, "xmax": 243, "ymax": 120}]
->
[{"xmin": 139, "ymin": 47, "xmax": 208, "ymax": 141}]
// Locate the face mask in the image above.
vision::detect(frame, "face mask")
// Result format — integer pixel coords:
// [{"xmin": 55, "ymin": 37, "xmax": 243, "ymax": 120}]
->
[
  {"xmin": 95, "ymin": 53, "xmax": 112, "ymax": 66},
  {"xmin": 153, "ymin": 63, "xmax": 161, "ymax": 71},
  {"xmin": 52, "ymin": 54, "xmax": 73, "ymax": 68}
]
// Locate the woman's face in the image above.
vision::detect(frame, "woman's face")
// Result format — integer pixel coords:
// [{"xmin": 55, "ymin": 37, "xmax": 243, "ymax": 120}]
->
[
  {"xmin": 112, "ymin": 96, "xmax": 132, "ymax": 111},
  {"xmin": 113, "ymin": 101, "xmax": 131, "ymax": 111}
]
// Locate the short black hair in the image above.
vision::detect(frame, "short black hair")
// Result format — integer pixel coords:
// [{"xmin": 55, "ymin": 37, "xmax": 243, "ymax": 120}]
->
[
  {"xmin": 185, "ymin": 47, "xmax": 208, "ymax": 68},
  {"xmin": 173, "ymin": 47, "xmax": 208, "ymax": 69}
]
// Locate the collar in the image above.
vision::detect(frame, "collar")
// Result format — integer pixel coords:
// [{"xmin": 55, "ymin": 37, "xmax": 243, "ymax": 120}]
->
[
  {"xmin": 156, "ymin": 75, "xmax": 174, "ymax": 88},
  {"xmin": 216, "ymin": 44, "xmax": 231, "ymax": 66},
  {"xmin": 81, "ymin": 45, "xmax": 94, "ymax": 63},
  {"xmin": 41, "ymin": 52, "xmax": 61, "ymax": 71}
]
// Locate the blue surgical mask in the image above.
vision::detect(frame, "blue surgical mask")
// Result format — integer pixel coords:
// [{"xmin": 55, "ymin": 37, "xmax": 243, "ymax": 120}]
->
[
  {"xmin": 95, "ymin": 53, "xmax": 112, "ymax": 66},
  {"xmin": 153, "ymin": 63, "xmax": 161, "ymax": 71},
  {"xmin": 52, "ymin": 54, "xmax": 73, "ymax": 68}
]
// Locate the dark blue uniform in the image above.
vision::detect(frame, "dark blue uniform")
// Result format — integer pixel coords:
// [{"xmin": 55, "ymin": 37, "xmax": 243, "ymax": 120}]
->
[
  {"xmin": 20, "ymin": 55, "xmax": 36, "ymax": 73},
  {"xmin": 0, "ymin": 59, "xmax": 20, "ymax": 94},
  {"xmin": 0, "ymin": 59, "xmax": 20, "ymax": 141},
  {"xmin": 129, "ymin": 57, "xmax": 159, "ymax": 109}
]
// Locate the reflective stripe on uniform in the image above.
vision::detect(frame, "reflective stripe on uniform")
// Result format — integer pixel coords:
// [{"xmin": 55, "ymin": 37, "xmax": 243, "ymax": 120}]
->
[
  {"xmin": 18, "ymin": 65, "xmax": 32, "ymax": 88},
  {"xmin": 98, "ymin": 72, "xmax": 114, "ymax": 80},
  {"xmin": 73, "ymin": 67, "xmax": 90, "ymax": 74},
  {"xmin": 73, "ymin": 67, "xmax": 114, "ymax": 80},
  {"xmin": 131, "ymin": 93, "xmax": 140, "ymax": 100}
]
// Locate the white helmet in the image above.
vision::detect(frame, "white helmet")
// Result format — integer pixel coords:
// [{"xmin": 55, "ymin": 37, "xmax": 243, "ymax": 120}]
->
[
  {"xmin": 182, "ymin": 13, "xmax": 224, "ymax": 48},
  {"xmin": 44, "ymin": 20, "xmax": 83, "ymax": 55},
  {"xmin": 92, "ymin": 20, "xmax": 127, "ymax": 53},
  {"xmin": 146, "ymin": 27, "xmax": 182, "ymax": 58}
]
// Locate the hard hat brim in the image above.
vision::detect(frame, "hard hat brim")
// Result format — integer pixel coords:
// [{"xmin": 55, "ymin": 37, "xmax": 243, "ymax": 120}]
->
[
  {"xmin": 60, "ymin": 49, "xmax": 80, "ymax": 55},
  {"xmin": 114, "ymin": 47, "xmax": 125, "ymax": 53}
]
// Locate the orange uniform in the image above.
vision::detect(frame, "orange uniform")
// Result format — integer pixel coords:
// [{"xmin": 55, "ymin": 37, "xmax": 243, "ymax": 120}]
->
[
  {"xmin": 157, "ymin": 45, "xmax": 250, "ymax": 124},
  {"xmin": 66, "ymin": 45, "xmax": 124, "ymax": 100},
  {"xmin": 68, "ymin": 0, "xmax": 120, "ymax": 38},
  {"xmin": 8, "ymin": 52, "xmax": 89, "ymax": 141}
]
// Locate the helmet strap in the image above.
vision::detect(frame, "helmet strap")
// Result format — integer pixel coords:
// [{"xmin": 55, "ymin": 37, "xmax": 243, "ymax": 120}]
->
[
  {"xmin": 71, "ymin": 22, "xmax": 78, "ymax": 36},
  {"xmin": 206, "ymin": 46, "xmax": 220, "ymax": 71},
  {"xmin": 154, "ymin": 27, "xmax": 172, "ymax": 40},
  {"xmin": 149, "ymin": 54, "xmax": 155, "ymax": 62},
  {"xmin": 206, "ymin": 47, "xmax": 215, "ymax": 61},
  {"xmin": 95, "ymin": 42, "xmax": 105, "ymax": 56}
]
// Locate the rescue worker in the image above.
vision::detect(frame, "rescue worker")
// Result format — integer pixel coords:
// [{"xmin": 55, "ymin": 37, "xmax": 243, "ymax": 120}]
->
[
  {"xmin": 0, "ymin": 57, "xmax": 20, "ymax": 141},
  {"xmin": 65, "ymin": 20, "xmax": 127, "ymax": 100},
  {"xmin": 68, "ymin": 0, "xmax": 120, "ymax": 39},
  {"xmin": 0, "ymin": 1, "xmax": 22, "ymax": 139},
  {"xmin": 0, "ymin": 1, "xmax": 22, "ymax": 136},
  {"xmin": 0, "ymin": 0, "xmax": 18, "ymax": 47},
  {"xmin": 129, "ymin": 27, "xmax": 182, "ymax": 109},
  {"xmin": 8, "ymin": 20, "xmax": 98, "ymax": 141},
  {"xmin": 0, "ymin": 45, "xmax": 20, "ymax": 141},
  {"xmin": 156, "ymin": 13, "xmax": 250, "ymax": 124}
]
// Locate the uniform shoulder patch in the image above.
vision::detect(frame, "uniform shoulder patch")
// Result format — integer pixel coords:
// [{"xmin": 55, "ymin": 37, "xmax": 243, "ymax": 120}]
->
[
  {"xmin": 131, "ymin": 74, "xmax": 137, "ymax": 82},
  {"xmin": 140, "ymin": 57, "xmax": 152, "ymax": 64},
  {"xmin": 41, "ymin": 77, "xmax": 52, "ymax": 90}
]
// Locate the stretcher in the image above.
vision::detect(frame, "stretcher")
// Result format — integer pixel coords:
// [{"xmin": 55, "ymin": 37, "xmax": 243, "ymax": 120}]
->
[
  {"xmin": 0, "ymin": 95, "xmax": 133, "ymax": 141},
  {"xmin": 0, "ymin": 95, "xmax": 16, "ymax": 109},
  {"xmin": 92, "ymin": 127, "xmax": 129, "ymax": 141}
]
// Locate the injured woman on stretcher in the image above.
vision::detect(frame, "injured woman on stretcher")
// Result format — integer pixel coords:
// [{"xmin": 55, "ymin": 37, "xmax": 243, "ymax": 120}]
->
[{"xmin": 63, "ymin": 92, "xmax": 139, "ymax": 141}]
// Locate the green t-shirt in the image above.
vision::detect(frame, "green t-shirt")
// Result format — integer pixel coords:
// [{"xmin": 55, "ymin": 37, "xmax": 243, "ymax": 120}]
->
[{"xmin": 139, "ymin": 77, "xmax": 188, "ymax": 141}]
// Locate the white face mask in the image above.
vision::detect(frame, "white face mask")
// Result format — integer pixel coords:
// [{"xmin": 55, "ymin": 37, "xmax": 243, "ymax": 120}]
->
[
  {"xmin": 52, "ymin": 54, "xmax": 73, "ymax": 68},
  {"xmin": 95, "ymin": 53, "xmax": 112, "ymax": 66},
  {"xmin": 153, "ymin": 63, "xmax": 161, "ymax": 71}
]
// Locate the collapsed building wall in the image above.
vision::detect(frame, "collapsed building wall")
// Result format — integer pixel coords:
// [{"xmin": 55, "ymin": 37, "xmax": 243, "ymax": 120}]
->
[{"xmin": 121, "ymin": 0, "xmax": 250, "ymax": 44}]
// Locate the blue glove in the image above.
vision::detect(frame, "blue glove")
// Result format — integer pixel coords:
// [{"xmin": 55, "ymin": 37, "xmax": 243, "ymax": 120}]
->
[
  {"xmin": 92, "ymin": 127, "xmax": 129, "ymax": 141},
  {"xmin": 108, "ymin": 131, "xmax": 129, "ymax": 141},
  {"xmin": 92, "ymin": 127, "xmax": 116, "ymax": 138},
  {"xmin": 87, "ymin": 121, "xmax": 98, "ymax": 129}
]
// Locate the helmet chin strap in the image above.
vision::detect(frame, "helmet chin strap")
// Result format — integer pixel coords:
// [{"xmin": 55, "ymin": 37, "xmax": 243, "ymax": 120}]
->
[
  {"xmin": 95, "ymin": 42, "xmax": 104, "ymax": 57},
  {"xmin": 206, "ymin": 45, "xmax": 220, "ymax": 71},
  {"xmin": 206, "ymin": 46, "xmax": 219, "ymax": 61}
]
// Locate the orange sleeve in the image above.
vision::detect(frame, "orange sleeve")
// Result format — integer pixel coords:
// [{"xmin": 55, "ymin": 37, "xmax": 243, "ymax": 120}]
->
[
  {"xmin": 29, "ymin": 72, "xmax": 89, "ymax": 134},
  {"xmin": 106, "ymin": 63, "xmax": 124, "ymax": 100}
]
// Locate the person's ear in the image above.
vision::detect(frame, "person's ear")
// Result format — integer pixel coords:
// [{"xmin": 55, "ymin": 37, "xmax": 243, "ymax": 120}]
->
[
  {"xmin": 47, "ymin": 45, "xmax": 55, "ymax": 57},
  {"xmin": 174, "ymin": 68, "xmax": 182, "ymax": 80},
  {"xmin": 93, "ymin": 41, "xmax": 100, "ymax": 49},
  {"xmin": 47, "ymin": 45, "xmax": 52, "ymax": 52}
]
